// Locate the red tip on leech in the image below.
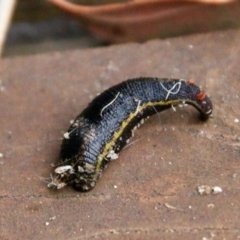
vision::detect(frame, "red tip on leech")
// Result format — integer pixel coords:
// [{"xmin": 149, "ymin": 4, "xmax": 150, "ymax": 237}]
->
[{"xmin": 197, "ymin": 91, "xmax": 206, "ymax": 101}]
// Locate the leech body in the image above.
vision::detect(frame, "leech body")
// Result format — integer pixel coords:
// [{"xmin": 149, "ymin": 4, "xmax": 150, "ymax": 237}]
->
[{"xmin": 48, "ymin": 78, "xmax": 213, "ymax": 191}]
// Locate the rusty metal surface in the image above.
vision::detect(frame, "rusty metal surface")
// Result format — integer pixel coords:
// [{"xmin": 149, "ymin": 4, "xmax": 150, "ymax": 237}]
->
[{"xmin": 0, "ymin": 29, "xmax": 240, "ymax": 239}]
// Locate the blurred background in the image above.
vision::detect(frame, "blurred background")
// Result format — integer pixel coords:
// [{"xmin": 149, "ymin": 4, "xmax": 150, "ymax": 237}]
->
[
  {"xmin": 1, "ymin": 0, "xmax": 102, "ymax": 57},
  {"xmin": 1, "ymin": 0, "xmax": 240, "ymax": 58}
]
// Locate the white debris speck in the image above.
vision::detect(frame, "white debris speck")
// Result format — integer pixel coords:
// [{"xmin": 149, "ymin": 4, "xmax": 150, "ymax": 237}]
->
[
  {"xmin": 188, "ymin": 44, "xmax": 193, "ymax": 49},
  {"xmin": 0, "ymin": 153, "xmax": 3, "ymax": 158},
  {"xmin": 70, "ymin": 119, "xmax": 74, "ymax": 124},
  {"xmin": 85, "ymin": 163, "xmax": 95, "ymax": 171},
  {"xmin": 212, "ymin": 186, "xmax": 222, "ymax": 194},
  {"xmin": 78, "ymin": 166, "xmax": 84, "ymax": 172},
  {"xmin": 197, "ymin": 185, "xmax": 212, "ymax": 195},
  {"xmin": 45, "ymin": 222, "xmax": 49, "ymax": 226},
  {"xmin": 197, "ymin": 185, "xmax": 223, "ymax": 195},
  {"xmin": 107, "ymin": 150, "xmax": 118, "ymax": 160},
  {"xmin": 207, "ymin": 203, "xmax": 215, "ymax": 208},
  {"xmin": 164, "ymin": 203, "xmax": 184, "ymax": 211},
  {"xmin": 171, "ymin": 105, "xmax": 176, "ymax": 112},
  {"xmin": 49, "ymin": 216, "xmax": 56, "ymax": 220},
  {"xmin": 114, "ymin": 185, "xmax": 118, "ymax": 189},
  {"xmin": 56, "ymin": 182, "xmax": 66, "ymax": 190},
  {"xmin": 63, "ymin": 132, "xmax": 70, "ymax": 139},
  {"xmin": 0, "ymin": 86, "xmax": 5, "ymax": 91},
  {"xmin": 234, "ymin": 118, "xmax": 239, "ymax": 123},
  {"xmin": 199, "ymin": 130, "xmax": 205, "ymax": 135},
  {"xmin": 55, "ymin": 165, "xmax": 74, "ymax": 174},
  {"xmin": 164, "ymin": 203, "xmax": 177, "ymax": 210}
]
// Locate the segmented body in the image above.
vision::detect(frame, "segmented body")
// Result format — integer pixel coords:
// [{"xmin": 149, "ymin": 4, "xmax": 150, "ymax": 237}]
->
[{"xmin": 48, "ymin": 78, "xmax": 213, "ymax": 191}]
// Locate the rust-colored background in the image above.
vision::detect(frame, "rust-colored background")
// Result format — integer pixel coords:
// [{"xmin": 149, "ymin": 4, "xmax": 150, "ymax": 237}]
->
[{"xmin": 1, "ymin": 29, "xmax": 240, "ymax": 239}]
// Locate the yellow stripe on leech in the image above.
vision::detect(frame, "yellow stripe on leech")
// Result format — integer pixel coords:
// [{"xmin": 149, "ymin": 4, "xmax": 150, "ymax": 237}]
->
[{"xmin": 96, "ymin": 99, "xmax": 184, "ymax": 171}]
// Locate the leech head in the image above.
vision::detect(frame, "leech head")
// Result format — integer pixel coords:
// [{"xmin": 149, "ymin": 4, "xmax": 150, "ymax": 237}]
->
[{"xmin": 196, "ymin": 90, "xmax": 213, "ymax": 119}]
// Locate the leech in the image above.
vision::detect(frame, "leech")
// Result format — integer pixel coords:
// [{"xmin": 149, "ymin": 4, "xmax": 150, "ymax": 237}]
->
[{"xmin": 48, "ymin": 78, "xmax": 213, "ymax": 192}]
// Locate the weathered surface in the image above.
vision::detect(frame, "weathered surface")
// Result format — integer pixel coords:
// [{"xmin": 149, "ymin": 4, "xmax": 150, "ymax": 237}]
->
[{"xmin": 0, "ymin": 29, "xmax": 240, "ymax": 239}]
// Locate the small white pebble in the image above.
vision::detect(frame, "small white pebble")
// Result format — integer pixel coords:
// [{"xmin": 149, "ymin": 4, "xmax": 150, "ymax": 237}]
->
[
  {"xmin": 70, "ymin": 119, "xmax": 74, "ymax": 124},
  {"xmin": 114, "ymin": 185, "xmax": 118, "ymax": 189},
  {"xmin": 63, "ymin": 132, "xmax": 70, "ymax": 139},
  {"xmin": 45, "ymin": 222, "xmax": 49, "ymax": 226},
  {"xmin": 212, "ymin": 186, "xmax": 222, "ymax": 194},
  {"xmin": 0, "ymin": 153, "xmax": 3, "ymax": 158},
  {"xmin": 234, "ymin": 118, "xmax": 239, "ymax": 123}
]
